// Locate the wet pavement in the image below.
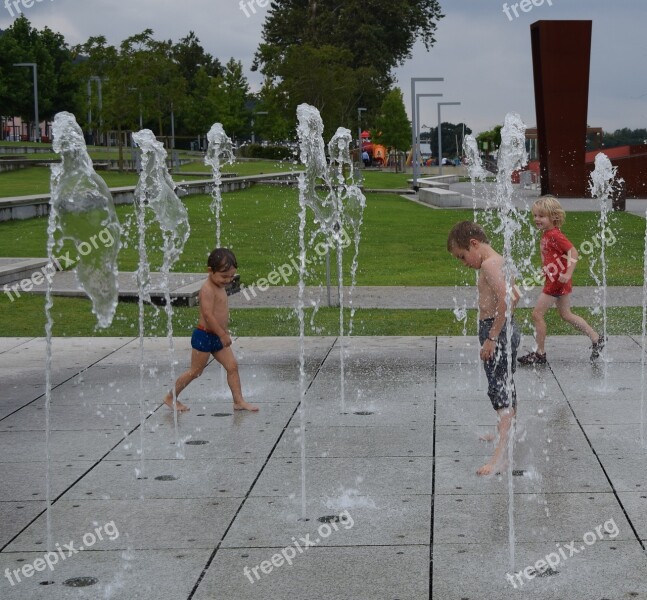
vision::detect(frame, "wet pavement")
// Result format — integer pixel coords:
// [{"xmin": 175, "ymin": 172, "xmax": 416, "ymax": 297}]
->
[{"xmin": 1, "ymin": 334, "xmax": 646, "ymax": 599}]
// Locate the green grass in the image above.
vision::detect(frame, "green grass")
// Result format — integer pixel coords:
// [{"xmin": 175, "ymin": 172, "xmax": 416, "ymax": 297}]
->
[
  {"xmin": 0, "ymin": 291, "xmax": 641, "ymax": 338},
  {"xmin": 175, "ymin": 158, "xmax": 301, "ymax": 176},
  {"xmin": 361, "ymin": 170, "xmax": 411, "ymax": 189},
  {"xmin": 1, "ymin": 179, "xmax": 645, "ymax": 337},
  {"xmin": 0, "ymin": 184, "xmax": 644, "ymax": 285}
]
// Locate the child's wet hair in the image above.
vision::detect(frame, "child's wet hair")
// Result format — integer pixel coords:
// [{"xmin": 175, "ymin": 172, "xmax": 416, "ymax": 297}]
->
[
  {"xmin": 533, "ymin": 195, "xmax": 565, "ymax": 227},
  {"xmin": 208, "ymin": 248, "xmax": 237, "ymax": 272},
  {"xmin": 447, "ymin": 221, "xmax": 489, "ymax": 251}
]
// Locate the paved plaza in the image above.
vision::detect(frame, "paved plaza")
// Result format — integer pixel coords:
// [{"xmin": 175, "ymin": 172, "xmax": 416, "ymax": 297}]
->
[{"xmin": 1, "ymin": 334, "xmax": 646, "ymax": 599}]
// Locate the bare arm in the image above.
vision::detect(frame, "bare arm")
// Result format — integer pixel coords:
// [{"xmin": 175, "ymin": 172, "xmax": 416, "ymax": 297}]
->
[
  {"xmin": 559, "ymin": 247, "xmax": 578, "ymax": 283},
  {"xmin": 199, "ymin": 286, "xmax": 231, "ymax": 345},
  {"xmin": 480, "ymin": 259, "xmax": 515, "ymax": 360}
]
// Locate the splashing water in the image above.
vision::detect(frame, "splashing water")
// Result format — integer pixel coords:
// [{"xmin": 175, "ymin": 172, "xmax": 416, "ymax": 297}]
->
[
  {"xmin": 494, "ymin": 112, "xmax": 528, "ymax": 572},
  {"xmin": 463, "ymin": 134, "xmax": 489, "ymax": 184},
  {"xmin": 133, "ymin": 129, "xmax": 190, "ymax": 458},
  {"xmin": 50, "ymin": 111, "xmax": 122, "ymax": 327},
  {"xmin": 327, "ymin": 126, "xmax": 367, "ymax": 405},
  {"xmin": 47, "ymin": 111, "xmax": 122, "ymax": 553},
  {"xmin": 295, "ymin": 104, "xmax": 367, "ymax": 519},
  {"xmin": 588, "ymin": 152, "xmax": 616, "ymax": 377},
  {"xmin": 205, "ymin": 123, "xmax": 235, "ymax": 247}
]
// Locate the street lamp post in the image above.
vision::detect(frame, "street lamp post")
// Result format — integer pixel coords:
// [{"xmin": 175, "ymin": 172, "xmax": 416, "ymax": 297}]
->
[
  {"xmin": 357, "ymin": 107, "xmax": 367, "ymax": 178},
  {"xmin": 410, "ymin": 77, "xmax": 444, "ymax": 188},
  {"xmin": 251, "ymin": 111, "xmax": 268, "ymax": 144},
  {"xmin": 437, "ymin": 101, "xmax": 461, "ymax": 175},
  {"xmin": 13, "ymin": 63, "xmax": 39, "ymax": 142},
  {"xmin": 415, "ymin": 93, "xmax": 443, "ymax": 174}
]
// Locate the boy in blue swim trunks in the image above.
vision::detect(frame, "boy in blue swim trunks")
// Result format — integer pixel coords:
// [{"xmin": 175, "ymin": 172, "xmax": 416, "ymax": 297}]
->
[{"xmin": 163, "ymin": 248, "xmax": 259, "ymax": 412}]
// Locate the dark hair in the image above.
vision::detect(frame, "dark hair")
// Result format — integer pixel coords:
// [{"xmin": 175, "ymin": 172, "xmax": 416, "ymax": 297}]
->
[
  {"xmin": 208, "ymin": 248, "xmax": 237, "ymax": 272},
  {"xmin": 447, "ymin": 221, "xmax": 489, "ymax": 251}
]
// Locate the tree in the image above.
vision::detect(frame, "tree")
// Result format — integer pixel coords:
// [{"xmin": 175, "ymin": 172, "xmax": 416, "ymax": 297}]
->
[
  {"xmin": 373, "ymin": 88, "xmax": 411, "ymax": 172},
  {"xmin": 254, "ymin": 0, "xmax": 444, "ymax": 84},
  {"xmin": 477, "ymin": 125, "xmax": 503, "ymax": 156},
  {"xmin": 202, "ymin": 58, "xmax": 250, "ymax": 142},
  {"xmin": 252, "ymin": 0, "xmax": 444, "ymax": 129},
  {"xmin": 0, "ymin": 16, "xmax": 80, "ymax": 136},
  {"xmin": 422, "ymin": 122, "xmax": 472, "ymax": 158}
]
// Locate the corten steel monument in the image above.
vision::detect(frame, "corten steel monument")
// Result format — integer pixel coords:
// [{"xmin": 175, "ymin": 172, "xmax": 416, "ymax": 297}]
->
[{"xmin": 531, "ymin": 20, "xmax": 592, "ymax": 197}]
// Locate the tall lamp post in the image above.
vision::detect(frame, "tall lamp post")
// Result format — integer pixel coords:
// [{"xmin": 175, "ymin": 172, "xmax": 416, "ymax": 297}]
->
[
  {"xmin": 357, "ymin": 107, "xmax": 367, "ymax": 178},
  {"xmin": 13, "ymin": 63, "xmax": 40, "ymax": 142},
  {"xmin": 410, "ymin": 77, "xmax": 443, "ymax": 188},
  {"xmin": 251, "ymin": 111, "xmax": 268, "ymax": 144},
  {"xmin": 437, "ymin": 101, "xmax": 461, "ymax": 175},
  {"xmin": 415, "ymin": 93, "xmax": 443, "ymax": 173}
]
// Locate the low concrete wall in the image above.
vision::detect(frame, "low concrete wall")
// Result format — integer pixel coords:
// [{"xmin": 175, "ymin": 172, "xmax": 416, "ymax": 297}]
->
[
  {"xmin": 0, "ymin": 145, "xmax": 53, "ymax": 154},
  {"xmin": 418, "ymin": 187, "xmax": 462, "ymax": 207},
  {"xmin": 0, "ymin": 172, "xmax": 302, "ymax": 221}
]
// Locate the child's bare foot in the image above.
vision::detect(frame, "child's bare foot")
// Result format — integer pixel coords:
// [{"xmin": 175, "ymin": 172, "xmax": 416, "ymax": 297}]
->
[
  {"xmin": 479, "ymin": 432, "xmax": 495, "ymax": 442},
  {"xmin": 234, "ymin": 399, "xmax": 259, "ymax": 412},
  {"xmin": 164, "ymin": 394, "xmax": 190, "ymax": 412},
  {"xmin": 476, "ymin": 460, "xmax": 505, "ymax": 476}
]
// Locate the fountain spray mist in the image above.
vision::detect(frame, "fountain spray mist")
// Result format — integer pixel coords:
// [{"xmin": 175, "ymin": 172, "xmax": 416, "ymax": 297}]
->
[
  {"xmin": 49, "ymin": 111, "xmax": 122, "ymax": 551},
  {"xmin": 494, "ymin": 112, "xmax": 528, "ymax": 572},
  {"xmin": 133, "ymin": 129, "xmax": 190, "ymax": 459},
  {"xmin": 205, "ymin": 123, "xmax": 235, "ymax": 247},
  {"xmin": 588, "ymin": 152, "xmax": 616, "ymax": 376}
]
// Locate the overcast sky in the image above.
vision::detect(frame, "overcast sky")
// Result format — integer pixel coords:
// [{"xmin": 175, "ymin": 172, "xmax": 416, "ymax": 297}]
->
[{"xmin": 2, "ymin": 0, "xmax": 645, "ymax": 135}]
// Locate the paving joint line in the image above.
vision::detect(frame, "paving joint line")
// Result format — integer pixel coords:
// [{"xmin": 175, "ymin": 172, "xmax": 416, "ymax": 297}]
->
[{"xmin": 186, "ymin": 337, "xmax": 338, "ymax": 599}]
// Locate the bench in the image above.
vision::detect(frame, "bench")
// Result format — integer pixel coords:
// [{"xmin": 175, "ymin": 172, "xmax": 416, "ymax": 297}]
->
[
  {"xmin": 417, "ymin": 180, "xmax": 450, "ymax": 190},
  {"xmin": 418, "ymin": 187, "xmax": 462, "ymax": 207}
]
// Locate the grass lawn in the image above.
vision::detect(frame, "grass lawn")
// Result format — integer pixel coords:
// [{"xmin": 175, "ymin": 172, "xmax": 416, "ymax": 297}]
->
[
  {"xmin": 0, "ymin": 293, "xmax": 641, "ymax": 338},
  {"xmin": 0, "ymin": 179, "xmax": 645, "ymax": 337}
]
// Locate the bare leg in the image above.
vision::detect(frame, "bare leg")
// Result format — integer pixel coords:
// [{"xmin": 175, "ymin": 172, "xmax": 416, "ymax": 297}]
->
[
  {"xmin": 555, "ymin": 295, "xmax": 599, "ymax": 342},
  {"xmin": 214, "ymin": 347, "xmax": 259, "ymax": 412},
  {"xmin": 479, "ymin": 432, "xmax": 495, "ymax": 442},
  {"xmin": 477, "ymin": 407, "xmax": 515, "ymax": 476},
  {"xmin": 163, "ymin": 349, "xmax": 210, "ymax": 412},
  {"xmin": 531, "ymin": 293, "xmax": 555, "ymax": 355}
]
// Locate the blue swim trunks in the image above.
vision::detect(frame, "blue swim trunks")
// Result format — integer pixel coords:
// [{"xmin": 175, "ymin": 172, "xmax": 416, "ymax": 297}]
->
[{"xmin": 191, "ymin": 327, "xmax": 224, "ymax": 353}]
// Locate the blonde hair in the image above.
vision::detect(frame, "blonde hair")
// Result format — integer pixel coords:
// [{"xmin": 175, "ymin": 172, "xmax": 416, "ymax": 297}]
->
[{"xmin": 532, "ymin": 195, "xmax": 565, "ymax": 227}]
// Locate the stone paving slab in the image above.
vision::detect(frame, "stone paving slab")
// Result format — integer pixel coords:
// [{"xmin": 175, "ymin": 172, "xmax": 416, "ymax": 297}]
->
[
  {"xmin": 195, "ymin": 546, "xmax": 429, "ymax": 600},
  {"xmin": 276, "ymin": 424, "xmax": 433, "ymax": 458},
  {"xmin": 1, "ymin": 335, "xmax": 646, "ymax": 599},
  {"xmin": 0, "ymin": 549, "xmax": 211, "ymax": 600},
  {"xmin": 432, "ymin": 541, "xmax": 647, "ymax": 600},
  {"xmin": 4, "ymin": 498, "xmax": 241, "ymax": 551},
  {"xmin": 221, "ymin": 494, "xmax": 430, "ymax": 548}
]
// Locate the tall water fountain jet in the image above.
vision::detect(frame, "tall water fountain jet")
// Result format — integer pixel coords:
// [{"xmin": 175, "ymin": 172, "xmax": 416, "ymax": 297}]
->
[
  {"xmin": 133, "ymin": 130, "xmax": 190, "ymax": 458},
  {"xmin": 462, "ymin": 134, "xmax": 489, "ymax": 337},
  {"xmin": 588, "ymin": 152, "xmax": 616, "ymax": 371},
  {"xmin": 295, "ymin": 104, "xmax": 366, "ymax": 518},
  {"xmin": 205, "ymin": 123, "xmax": 235, "ymax": 247},
  {"xmin": 328, "ymin": 127, "xmax": 367, "ymax": 401},
  {"xmin": 48, "ymin": 110, "xmax": 122, "ymax": 550},
  {"xmin": 494, "ymin": 112, "xmax": 528, "ymax": 572}
]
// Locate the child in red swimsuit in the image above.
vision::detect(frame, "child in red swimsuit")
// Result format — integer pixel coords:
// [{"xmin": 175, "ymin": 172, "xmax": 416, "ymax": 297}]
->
[{"xmin": 518, "ymin": 196, "xmax": 604, "ymax": 365}]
